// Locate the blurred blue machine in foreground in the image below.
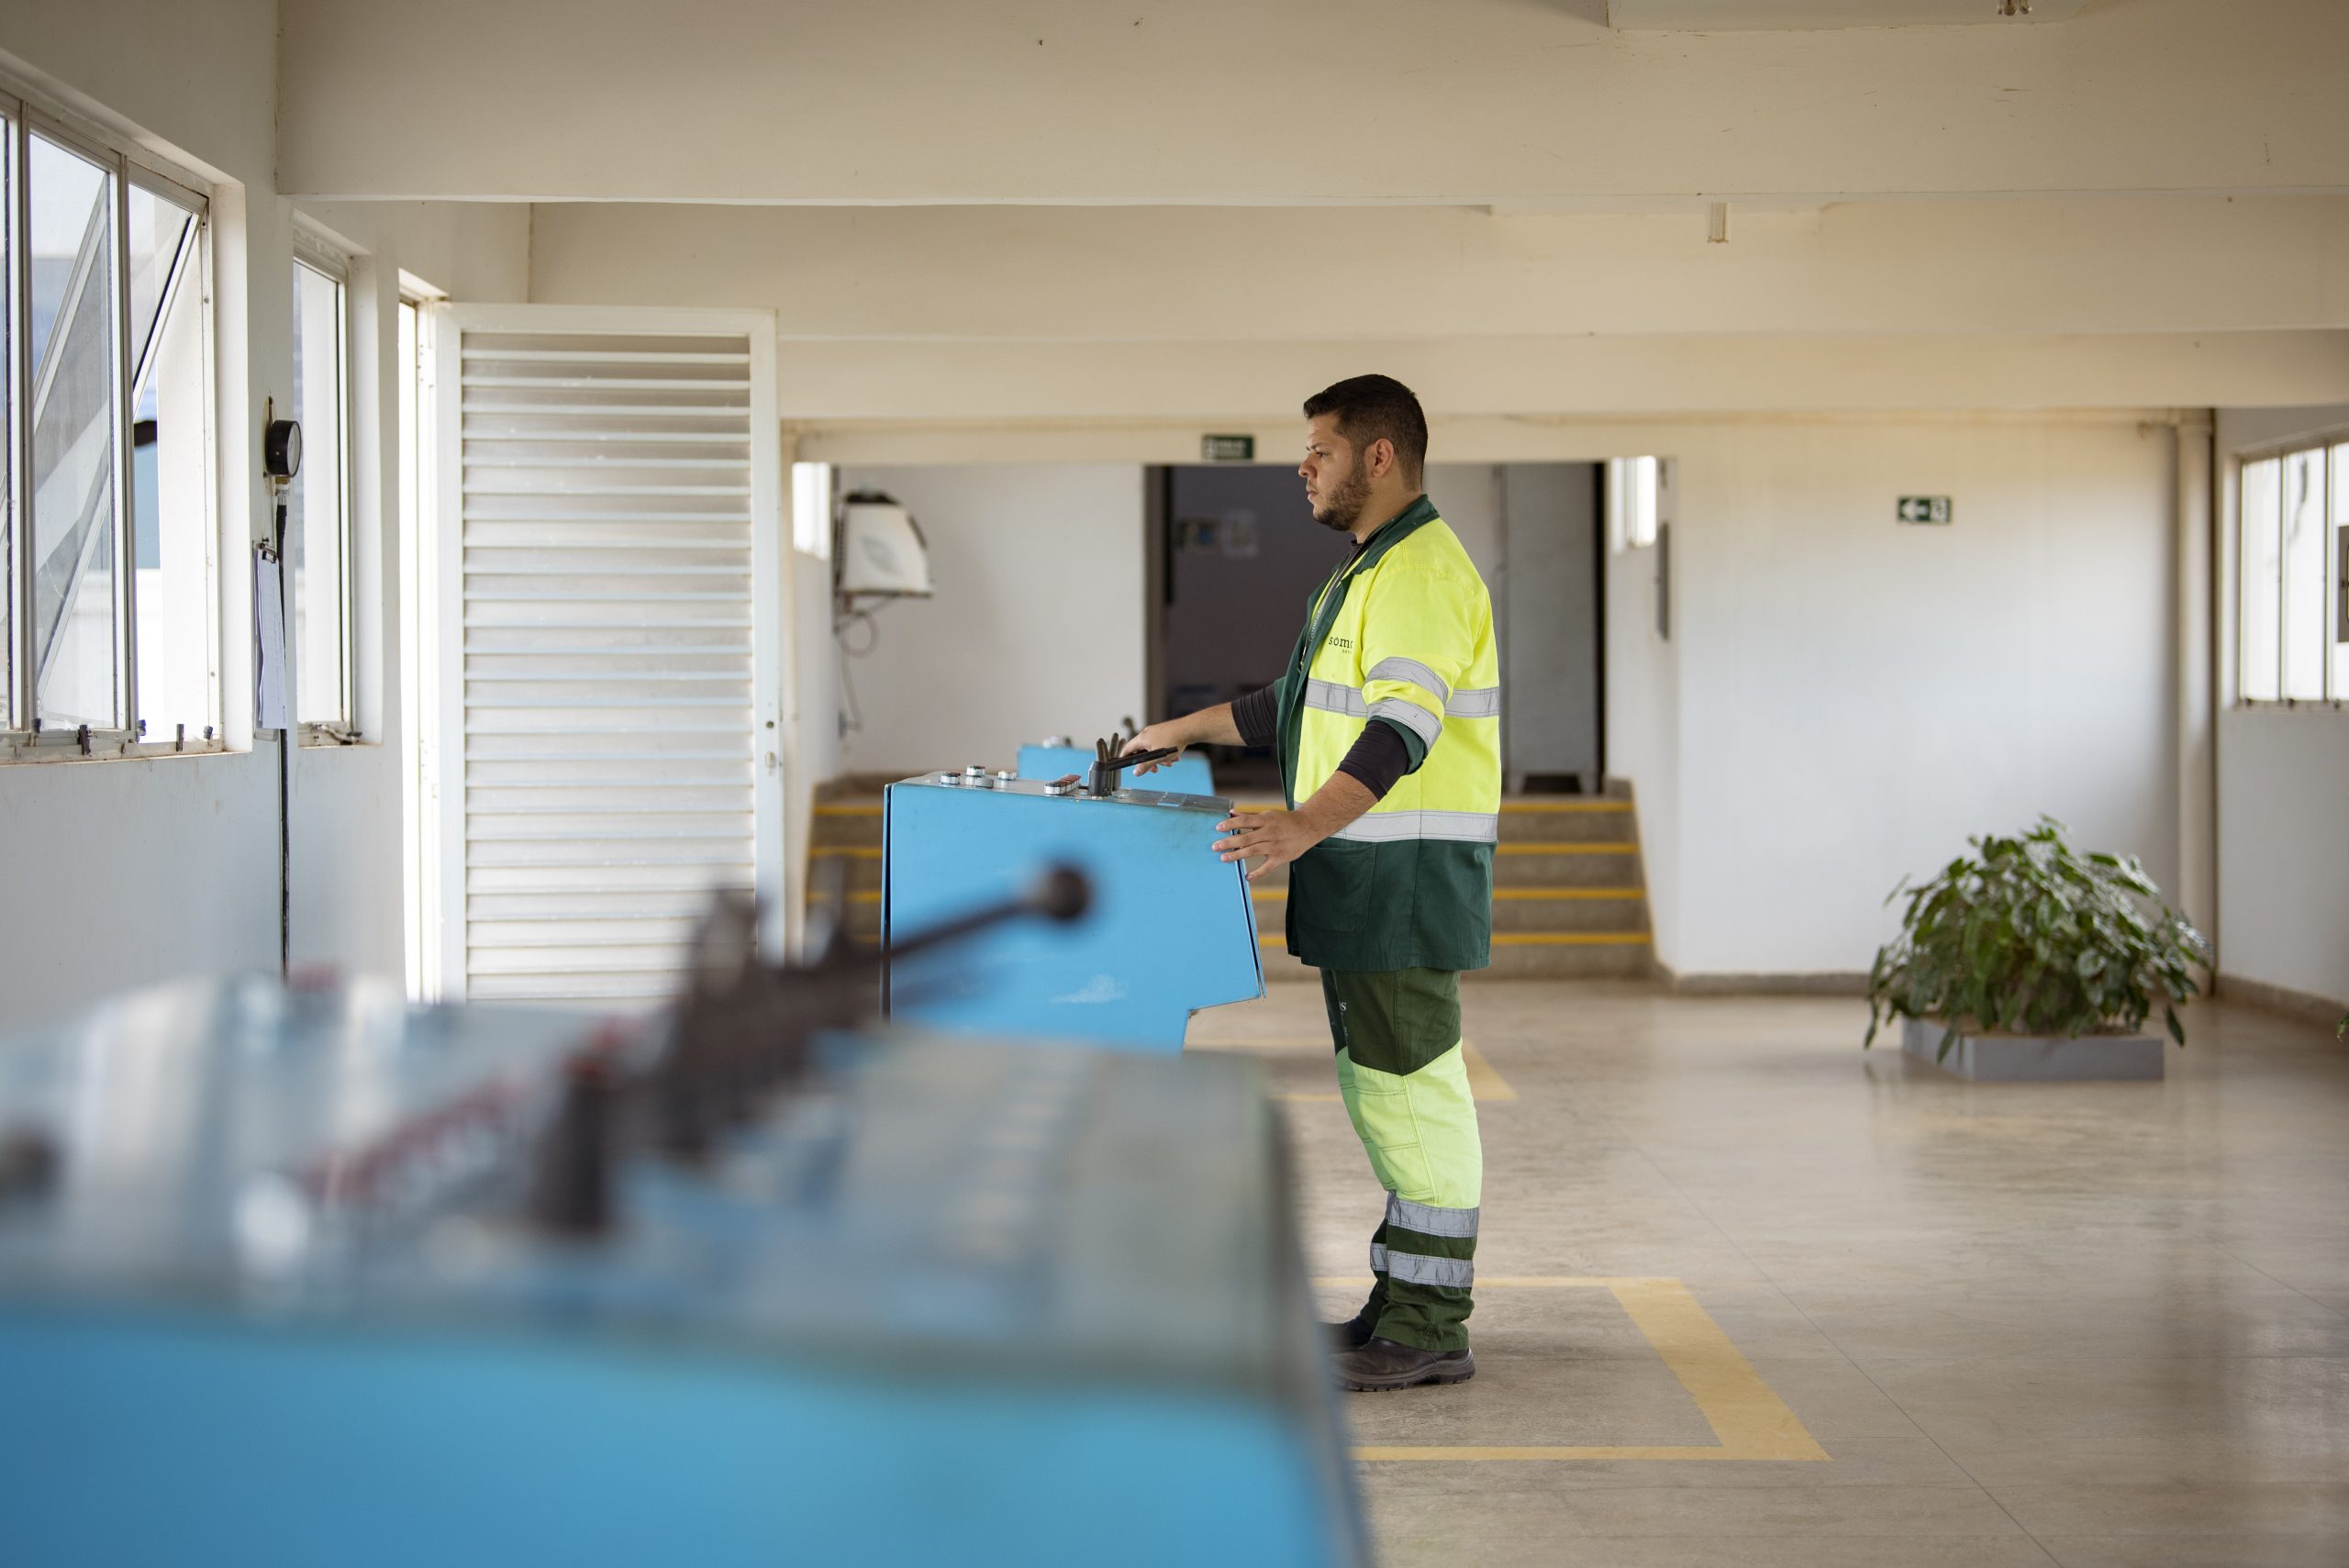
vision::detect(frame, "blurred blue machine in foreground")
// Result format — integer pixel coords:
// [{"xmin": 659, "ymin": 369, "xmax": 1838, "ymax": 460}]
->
[
  {"xmin": 884, "ymin": 762, "xmax": 1263, "ymax": 1053},
  {"xmin": 1019, "ymin": 740, "xmax": 1215, "ymax": 796},
  {"xmin": 0, "ymin": 900, "xmax": 1358, "ymax": 1567}
]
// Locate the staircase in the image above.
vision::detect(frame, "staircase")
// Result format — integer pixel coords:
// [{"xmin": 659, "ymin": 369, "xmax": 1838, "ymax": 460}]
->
[{"xmin": 805, "ymin": 787, "xmax": 1652, "ymax": 981}]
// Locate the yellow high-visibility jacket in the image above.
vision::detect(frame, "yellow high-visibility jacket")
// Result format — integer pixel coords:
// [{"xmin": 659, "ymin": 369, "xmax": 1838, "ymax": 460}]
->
[{"xmin": 1275, "ymin": 495, "xmax": 1499, "ymax": 972}]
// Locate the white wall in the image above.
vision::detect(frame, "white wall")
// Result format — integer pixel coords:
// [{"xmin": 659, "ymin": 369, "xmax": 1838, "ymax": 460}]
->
[
  {"xmin": 2213, "ymin": 406, "xmax": 2349, "ymax": 1011},
  {"xmin": 0, "ymin": 4, "xmax": 529, "ymax": 1022},
  {"xmin": 1607, "ymin": 524, "xmax": 1683, "ymax": 971},
  {"xmin": 792, "ymin": 550, "xmax": 841, "ymax": 787},
  {"xmin": 1669, "ymin": 419, "xmax": 2181, "ymax": 976},
  {"xmin": 831, "ymin": 465, "xmax": 1145, "ymax": 778}
]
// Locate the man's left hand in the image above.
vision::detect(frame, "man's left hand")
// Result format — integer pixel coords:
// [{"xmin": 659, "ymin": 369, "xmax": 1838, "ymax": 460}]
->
[{"xmin": 1214, "ymin": 808, "xmax": 1324, "ymax": 883}]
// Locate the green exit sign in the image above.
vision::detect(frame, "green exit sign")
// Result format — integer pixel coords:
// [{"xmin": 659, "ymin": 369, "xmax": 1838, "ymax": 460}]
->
[
  {"xmin": 1898, "ymin": 495, "xmax": 1953, "ymax": 525},
  {"xmin": 1201, "ymin": 434, "xmax": 1255, "ymax": 462}
]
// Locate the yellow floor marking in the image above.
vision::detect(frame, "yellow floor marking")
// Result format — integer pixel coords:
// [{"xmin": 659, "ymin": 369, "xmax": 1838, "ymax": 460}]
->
[
  {"xmin": 1492, "ymin": 932, "xmax": 1651, "ymax": 947},
  {"xmin": 809, "ymin": 846, "xmax": 882, "ymax": 859},
  {"xmin": 1461, "ymin": 1040, "xmax": 1518, "ymax": 1101},
  {"xmin": 1498, "ymin": 800, "xmax": 1632, "ymax": 813},
  {"xmin": 813, "ymin": 804, "xmax": 884, "ymax": 816},
  {"xmin": 1494, "ymin": 886, "xmax": 1642, "ymax": 901},
  {"xmin": 1312, "ymin": 1276, "xmax": 1829, "ymax": 1463},
  {"xmin": 1498, "ymin": 842, "xmax": 1641, "ymax": 854}
]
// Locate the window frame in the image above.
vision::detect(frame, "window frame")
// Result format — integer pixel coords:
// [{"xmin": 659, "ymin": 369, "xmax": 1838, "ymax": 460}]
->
[
  {"xmin": 0, "ymin": 89, "xmax": 217, "ymax": 763},
  {"xmin": 2234, "ymin": 432, "xmax": 2346, "ymax": 712},
  {"xmin": 289, "ymin": 228, "xmax": 359, "ymax": 744}
]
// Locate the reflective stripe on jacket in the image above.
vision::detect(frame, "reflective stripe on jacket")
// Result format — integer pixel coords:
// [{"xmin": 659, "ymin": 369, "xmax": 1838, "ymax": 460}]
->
[{"xmin": 1275, "ymin": 495, "xmax": 1499, "ymax": 972}]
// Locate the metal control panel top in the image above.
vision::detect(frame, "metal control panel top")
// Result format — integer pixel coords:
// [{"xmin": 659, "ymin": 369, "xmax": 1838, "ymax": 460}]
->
[{"xmin": 903, "ymin": 768, "xmax": 1229, "ymax": 814}]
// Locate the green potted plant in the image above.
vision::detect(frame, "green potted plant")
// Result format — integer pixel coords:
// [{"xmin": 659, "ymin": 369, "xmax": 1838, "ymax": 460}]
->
[{"xmin": 1865, "ymin": 817, "xmax": 2212, "ymax": 1081}]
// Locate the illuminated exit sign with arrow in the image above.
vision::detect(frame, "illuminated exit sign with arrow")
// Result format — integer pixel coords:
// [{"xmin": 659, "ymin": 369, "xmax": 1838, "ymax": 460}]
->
[{"xmin": 1898, "ymin": 495, "xmax": 1953, "ymax": 525}]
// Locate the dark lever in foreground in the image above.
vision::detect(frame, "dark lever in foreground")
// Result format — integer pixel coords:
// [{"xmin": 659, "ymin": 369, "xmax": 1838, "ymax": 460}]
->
[{"xmin": 1087, "ymin": 736, "xmax": 1179, "ymax": 796}]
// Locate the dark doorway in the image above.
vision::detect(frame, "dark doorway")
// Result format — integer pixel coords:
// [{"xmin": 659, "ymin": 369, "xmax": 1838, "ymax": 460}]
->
[{"xmin": 1149, "ymin": 464, "xmax": 1337, "ymax": 790}]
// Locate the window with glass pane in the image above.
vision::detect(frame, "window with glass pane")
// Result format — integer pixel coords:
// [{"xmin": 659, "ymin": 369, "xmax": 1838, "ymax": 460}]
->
[
  {"xmin": 28, "ymin": 130, "xmax": 122, "ymax": 731},
  {"xmin": 2281, "ymin": 447, "xmax": 2327, "ymax": 702},
  {"xmin": 289, "ymin": 257, "xmax": 350, "ymax": 727},
  {"xmin": 2239, "ymin": 455, "xmax": 2281, "ymax": 703},
  {"xmin": 128, "ymin": 183, "xmax": 207, "ymax": 738}
]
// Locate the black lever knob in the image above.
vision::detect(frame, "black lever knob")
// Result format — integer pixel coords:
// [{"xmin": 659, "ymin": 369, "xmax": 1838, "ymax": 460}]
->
[{"xmin": 1031, "ymin": 864, "xmax": 1092, "ymax": 923}]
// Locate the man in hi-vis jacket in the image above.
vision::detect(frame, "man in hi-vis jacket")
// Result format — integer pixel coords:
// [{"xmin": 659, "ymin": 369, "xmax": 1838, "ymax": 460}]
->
[{"xmin": 1127, "ymin": 375, "xmax": 1497, "ymax": 1392}]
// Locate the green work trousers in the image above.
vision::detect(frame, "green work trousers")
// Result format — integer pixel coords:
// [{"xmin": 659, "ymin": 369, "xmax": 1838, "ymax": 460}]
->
[{"xmin": 1321, "ymin": 966, "xmax": 1483, "ymax": 1352}]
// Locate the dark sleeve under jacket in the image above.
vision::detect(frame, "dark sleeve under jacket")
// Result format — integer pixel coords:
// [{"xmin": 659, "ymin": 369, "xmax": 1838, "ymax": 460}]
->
[{"xmin": 1229, "ymin": 684, "xmax": 1411, "ymax": 799}]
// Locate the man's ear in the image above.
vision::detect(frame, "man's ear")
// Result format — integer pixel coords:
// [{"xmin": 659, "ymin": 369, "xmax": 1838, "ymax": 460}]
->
[{"xmin": 1366, "ymin": 438, "xmax": 1395, "ymax": 479}]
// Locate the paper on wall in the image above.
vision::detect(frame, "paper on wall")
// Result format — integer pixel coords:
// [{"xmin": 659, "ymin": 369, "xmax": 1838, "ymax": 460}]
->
[{"xmin": 254, "ymin": 545, "xmax": 289, "ymax": 733}]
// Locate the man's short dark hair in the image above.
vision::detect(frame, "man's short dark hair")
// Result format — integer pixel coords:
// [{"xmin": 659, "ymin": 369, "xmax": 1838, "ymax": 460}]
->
[{"xmin": 1304, "ymin": 374, "xmax": 1428, "ymax": 486}]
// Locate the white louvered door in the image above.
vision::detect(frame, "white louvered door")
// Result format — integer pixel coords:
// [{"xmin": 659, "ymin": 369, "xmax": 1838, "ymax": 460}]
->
[{"xmin": 432, "ymin": 308, "xmax": 785, "ymax": 1006}]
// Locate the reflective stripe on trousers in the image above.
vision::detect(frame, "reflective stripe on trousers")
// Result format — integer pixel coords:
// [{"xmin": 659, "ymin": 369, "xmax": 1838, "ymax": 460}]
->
[
  {"xmin": 1388, "ymin": 1193, "xmax": 1479, "ymax": 1238},
  {"xmin": 1371, "ymin": 1244, "xmax": 1475, "ymax": 1290}
]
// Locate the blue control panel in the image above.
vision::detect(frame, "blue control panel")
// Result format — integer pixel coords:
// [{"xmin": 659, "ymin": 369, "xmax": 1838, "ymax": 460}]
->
[
  {"xmin": 1017, "ymin": 742, "xmax": 1216, "ymax": 796},
  {"xmin": 0, "ymin": 977, "xmax": 1359, "ymax": 1568},
  {"xmin": 884, "ymin": 773, "xmax": 1264, "ymax": 1052}
]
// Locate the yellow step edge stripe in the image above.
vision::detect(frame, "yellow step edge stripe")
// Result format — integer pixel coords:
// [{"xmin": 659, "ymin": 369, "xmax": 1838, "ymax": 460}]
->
[
  {"xmin": 813, "ymin": 804, "xmax": 885, "ymax": 817},
  {"xmin": 1498, "ymin": 842, "xmax": 1640, "ymax": 854},
  {"xmin": 809, "ymin": 846, "xmax": 883, "ymax": 859},
  {"xmin": 1494, "ymin": 931, "xmax": 1651, "ymax": 946},
  {"xmin": 1499, "ymin": 801, "xmax": 1632, "ymax": 812}
]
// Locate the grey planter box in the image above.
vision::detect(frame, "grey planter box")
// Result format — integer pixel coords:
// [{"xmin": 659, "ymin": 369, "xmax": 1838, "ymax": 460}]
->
[{"xmin": 1900, "ymin": 1014, "xmax": 2163, "ymax": 1081}]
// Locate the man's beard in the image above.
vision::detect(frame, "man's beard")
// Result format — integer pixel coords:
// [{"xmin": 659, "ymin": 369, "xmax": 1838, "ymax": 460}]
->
[{"xmin": 1312, "ymin": 465, "xmax": 1373, "ymax": 533}]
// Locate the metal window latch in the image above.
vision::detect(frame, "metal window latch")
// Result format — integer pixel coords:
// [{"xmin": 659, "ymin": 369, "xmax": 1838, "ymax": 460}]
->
[
  {"xmin": 74, "ymin": 726, "xmax": 92, "ymax": 756},
  {"xmin": 175, "ymin": 723, "xmax": 186, "ymax": 751}
]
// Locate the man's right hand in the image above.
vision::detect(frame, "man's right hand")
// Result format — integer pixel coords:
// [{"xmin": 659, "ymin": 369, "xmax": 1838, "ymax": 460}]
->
[{"xmin": 1121, "ymin": 721, "xmax": 1190, "ymax": 775}]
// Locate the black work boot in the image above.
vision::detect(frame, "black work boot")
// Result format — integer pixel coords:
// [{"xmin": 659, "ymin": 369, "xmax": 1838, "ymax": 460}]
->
[
  {"xmin": 1325, "ymin": 1308, "xmax": 1377, "ymax": 1352},
  {"xmin": 1337, "ymin": 1336, "xmax": 1475, "ymax": 1392}
]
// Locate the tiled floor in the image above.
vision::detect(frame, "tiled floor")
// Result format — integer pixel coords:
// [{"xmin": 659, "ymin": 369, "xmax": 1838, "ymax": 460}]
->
[{"xmin": 1186, "ymin": 983, "xmax": 2349, "ymax": 1568}]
